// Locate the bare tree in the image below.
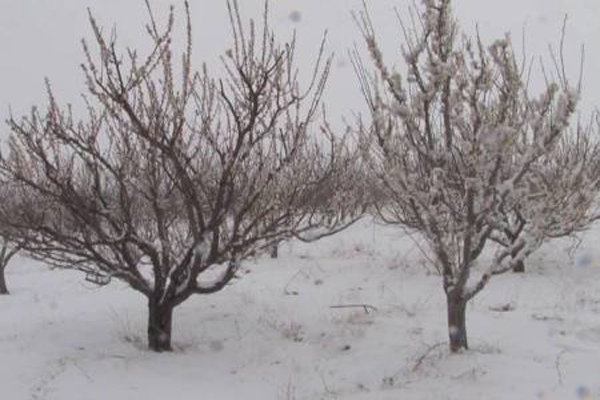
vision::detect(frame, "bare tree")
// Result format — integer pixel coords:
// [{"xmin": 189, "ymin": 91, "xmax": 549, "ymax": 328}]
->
[
  {"xmin": 0, "ymin": 237, "xmax": 23, "ymax": 295},
  {"xmin": 354, "ymin": 0, "xmax": 580, "ymax": 352},
  {"xmin": 0, "ymin": 1, "xmax": 362, "ymax": 351}
]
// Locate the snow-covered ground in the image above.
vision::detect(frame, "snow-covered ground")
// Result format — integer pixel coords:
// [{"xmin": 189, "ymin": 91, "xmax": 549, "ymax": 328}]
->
[{"xmin": 2, "ymin": 218, "xmax": 599, "ymax": 399}]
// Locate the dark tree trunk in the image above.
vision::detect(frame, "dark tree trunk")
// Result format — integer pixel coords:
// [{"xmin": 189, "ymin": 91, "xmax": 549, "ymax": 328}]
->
[
  {"xmin": 512, "ymin": 259, "xmax": 525, "ymax": 273},
  {"xmin": 270, "ymin": 243, "xmax": 279, "ymax": 259},
  {"xmin": 147, "ymin": 299, "xmax": 174, "ymax": 352},
  {"xmin": 509, "ymin": 234, "xmax": 526, "ymax": 273},
  {"xmin": 446, "ymin": 292, "xmax": 468, "ymax": 352},
  {"xmin": 0, "ymin": 263, "xmax": 8, "ymax": 295}
]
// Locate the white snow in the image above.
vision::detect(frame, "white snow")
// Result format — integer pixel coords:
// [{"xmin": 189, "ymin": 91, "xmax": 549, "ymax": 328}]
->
[
  {"xmin": 193, "ymin": 232, "xmax": 212, "ymax": 260},
  {"xmin": 2, "ymin": 219, "xmax": 600, "ymax": 399}
]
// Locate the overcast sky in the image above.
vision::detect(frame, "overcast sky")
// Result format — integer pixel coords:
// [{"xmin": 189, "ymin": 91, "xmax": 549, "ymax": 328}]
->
[{"xmin": 0, "ymin": 0, "xmax": 598, "ymax": 129}]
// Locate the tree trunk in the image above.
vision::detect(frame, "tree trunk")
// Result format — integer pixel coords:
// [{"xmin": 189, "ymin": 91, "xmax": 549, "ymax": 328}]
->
[
  {"xmin": 147, "ymin": 299, "xmax": 174, "ymax": 352},
  {"xmin": 510, "ymin": 235, "xmax": 526, "ymax": 273},
  {"xmin": 270, "ymin": 243, "xmax": 279, "ymax": 259},
  {"xmin": 446, "ymin": 292, "xmax": 468, "ymax": 352},
  {"xmin": 0, "ymin": 264, "xmax": 8, "ymax": 295},
  {"xmin": 512, "ymin": 259, "xmax": 525, "ymax": 273}
]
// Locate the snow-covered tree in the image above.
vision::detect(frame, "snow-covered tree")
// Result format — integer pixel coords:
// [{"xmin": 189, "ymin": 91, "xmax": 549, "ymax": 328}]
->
[
  {"xmin": 0, "ymin": 1, "xmax": 362, "ymax": 351},
  {"xmin": 493, "ymin": 119, "xmax": 600, "ymax": 272},
  {"xmin": 354, "ymin": 0, "xmax": 580, "ymax": 352}
]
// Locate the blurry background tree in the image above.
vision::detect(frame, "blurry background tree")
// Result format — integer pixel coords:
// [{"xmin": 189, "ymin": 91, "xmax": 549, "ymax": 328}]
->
[
  {"xmin": 354, "ymin": 0, "xmax": 583, "ymax": 352},
  {"xmin": 0, "ymin": 236, "xmax": 24, "ymax": 295},
  {"xmin": 0, "ymin": 0, "xmax": 363, "ymax": 352}
]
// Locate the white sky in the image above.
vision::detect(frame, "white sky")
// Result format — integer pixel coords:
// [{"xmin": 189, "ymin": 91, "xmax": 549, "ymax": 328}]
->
[{"xmin": 0, "ymin": 0, "xmax": 598, "ymax": 128}]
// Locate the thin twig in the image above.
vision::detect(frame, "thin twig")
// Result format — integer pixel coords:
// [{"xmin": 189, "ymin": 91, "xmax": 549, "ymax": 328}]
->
[
  {"xmin": 555, "ymin": 349, "xmax": 567, "ymax": 386},
  {"xmin": 283, "ymin": 269, "xmax": 309, "ymax": 295},
  {"xmin": 412, "ymin": 342, "xmax": 444, "ymax": 372},
  {"xmin": 329, "ymin": 304, "xmax": 378, "ymax": 314}
]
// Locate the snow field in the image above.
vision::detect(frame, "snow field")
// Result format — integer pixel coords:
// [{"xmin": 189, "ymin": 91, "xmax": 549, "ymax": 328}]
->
[{"xmin": 2, "ymin": 219, "xmax": 600, "ymax": 399}]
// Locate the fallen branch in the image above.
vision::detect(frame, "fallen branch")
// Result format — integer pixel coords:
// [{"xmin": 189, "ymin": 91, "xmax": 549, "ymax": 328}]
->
[{"xmin": 329, "ymin": 304, "xmax": 378, "ymax": 314}]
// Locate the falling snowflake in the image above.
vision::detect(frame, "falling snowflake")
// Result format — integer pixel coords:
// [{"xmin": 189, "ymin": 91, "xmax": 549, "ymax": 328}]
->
[
  {"xmin": 289, "ymin": 10, "xmax": 301, "ymax": 23},
  {"xmin": 575, "ymin": 251, "xmax": 593, "ymax": 268}
]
